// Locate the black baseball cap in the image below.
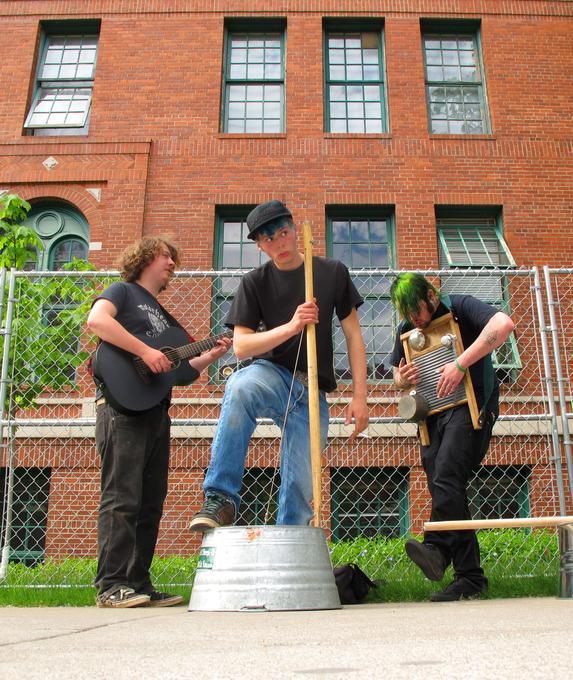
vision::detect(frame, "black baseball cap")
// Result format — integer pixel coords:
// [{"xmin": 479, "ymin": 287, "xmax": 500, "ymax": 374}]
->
[{"xmin": 246, "ymin": 200, "xmax": 293, "ymax": 240}]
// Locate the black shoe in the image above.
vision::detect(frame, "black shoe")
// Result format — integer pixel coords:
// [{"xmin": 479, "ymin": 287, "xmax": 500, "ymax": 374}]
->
[
  {"xmin": 405, "ymin": 539, "xmax": 446, "ymax": 581},
  {"xmin": 430, "ymin": 577, "xmax": 487, "ymax": 602},
  {"xmin": 189, "ymin": 493, "xmax": 235, "ymax": 532},
  {"xmin": 96, "ymin": 585, "xmax": 150, "ymax": 609},
  {"xmin": 143, "ymin": 589, "xmax": 184, "ymax": 608}
]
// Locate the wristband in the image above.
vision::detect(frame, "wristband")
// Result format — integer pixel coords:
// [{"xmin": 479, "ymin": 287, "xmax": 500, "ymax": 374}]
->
[{"xmin": 454, "ymin": 358, "xmax": 467, "ymax": 374}]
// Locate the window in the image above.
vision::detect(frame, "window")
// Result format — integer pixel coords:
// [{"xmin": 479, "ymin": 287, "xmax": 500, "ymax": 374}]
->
[
  {"xmin": 422, "ymin": 21, "xmax": 489, "ymax": 134},
  {"xmin": 324, "ymin": 21, "xmax": 387, "ymax": 133},
  {"xmin": 23, "ymin": 203, "xmax": 89, "ymax": 270},
  {"xmin": 437, "ymin": 210, "xmax": 521, "ymax": 375},
  {"xmin": 222, "ymin": 21, "xmax": 285, "ymax": 133},
  {"xmin": 330, "ymin": 467, "xmax": 409, "ymax": 541},
  {"xmin": 25, "ymin": 21, "xmax": 100, "ymax": 136},
  {"xmin": 49, "ymin": 238, "xmax": 88, "ymax": 269},
  {"xmin": 213, "ymin": 209, "xmax": 270, "ymax": 379},
  {"xmin": 0, "ymin": 468, "xmax": 51, "ymax": 565},
  {"xmin": 327, "ymin": 208, "xmax": 395, "ymax": 380},
  {"xmin": 469, "ymin": 466, "xmax": 531, "ymax": 519},
  {"xmin": 23, "ymin": 203, "xmax": 90, "ymax": 382},
  {"xmin": 236, "ymin": 468, "xmax": 279, "ymax": 525}
]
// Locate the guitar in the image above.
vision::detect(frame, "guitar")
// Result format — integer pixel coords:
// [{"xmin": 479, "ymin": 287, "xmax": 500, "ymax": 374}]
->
[{"xmin": 92, "ymin": 327, "xmax": 232, "ymax": 412}]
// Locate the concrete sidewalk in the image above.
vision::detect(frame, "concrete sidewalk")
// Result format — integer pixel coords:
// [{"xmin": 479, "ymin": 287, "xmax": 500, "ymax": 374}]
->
[{"xmin": 0, "ymin": 598, "xmax": 571, "ymax": 679}]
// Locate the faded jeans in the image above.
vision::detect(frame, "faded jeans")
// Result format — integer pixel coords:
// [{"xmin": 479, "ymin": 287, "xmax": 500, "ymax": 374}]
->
[{"xmin": 203, "ymin": 360, "xmax": 329, "ymax": 526}]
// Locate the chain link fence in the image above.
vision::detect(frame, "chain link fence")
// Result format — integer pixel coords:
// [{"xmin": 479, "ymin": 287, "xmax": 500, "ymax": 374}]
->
[{"xmin": 1, "ymin": 267, "xmax": 571, "ymax": 588}]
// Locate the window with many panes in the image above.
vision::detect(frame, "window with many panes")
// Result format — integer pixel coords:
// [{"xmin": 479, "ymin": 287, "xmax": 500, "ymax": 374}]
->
[
  {"xmin": 330, "ymin": 467, "xmax": 409, "ymax": 541},
  {"xmin": 324, "ymin": 20, "xmax": 387, "ymax": 133},
  {"xmin": 422, "ymin": 21, "xmax": 489, "ymax": 134},
  {"xmin": 25, "ymin": 20, "xmax": 100, "ymax": 136},
  {"xmin": 213, "ymin": 209, "xmax": 270, "ymax": 380},
  {"xmin": 327, "ymin": 208, "xmax": 395, "ymax": 380},
  {"xmin": 436, "ymin": 209, "xmax": 520, "ymax": 376},
  {"xmin": 469, "ymin": 466, "xmax": 531, "ymax": 519},
  {"xmin": 0, "ymin": 468, "xmax": 51, "ymax": 565},
  {"xmin": 222, "ymin": 20, "xmax": 285, "ymax": 133}
]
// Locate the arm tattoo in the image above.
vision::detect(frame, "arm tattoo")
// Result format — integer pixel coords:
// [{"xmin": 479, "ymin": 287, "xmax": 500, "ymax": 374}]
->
[{"xmin": 485, "ymin": 330, "xmax": 498, "ymax": 347}]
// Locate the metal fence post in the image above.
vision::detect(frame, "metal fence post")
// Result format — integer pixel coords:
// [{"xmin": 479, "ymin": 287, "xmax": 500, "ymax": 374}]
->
[
  {"xmin": 543, "ymin": 266, "xmax": 573, "ymax": 504},
  {"xmin": 0, "ymin": 269, "xmax": 17, "ymax": 579},
  {"xmin": 532, "ymin": 266, "xmax": 566, "ymax": 514}
]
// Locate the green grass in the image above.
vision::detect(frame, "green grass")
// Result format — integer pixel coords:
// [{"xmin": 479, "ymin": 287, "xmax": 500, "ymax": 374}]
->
[{"xmin": 0, "ymin": 530, "xmax": 559, "ymax": 606}]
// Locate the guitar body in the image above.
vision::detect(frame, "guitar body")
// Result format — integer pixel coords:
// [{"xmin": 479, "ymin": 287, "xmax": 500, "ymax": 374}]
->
[{"xmin": 92, "ymin": 326, "xmax": 227, "ymax": 412}]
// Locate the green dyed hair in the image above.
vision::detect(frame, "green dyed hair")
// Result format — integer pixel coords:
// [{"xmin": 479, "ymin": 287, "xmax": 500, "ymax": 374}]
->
[{"xmin": 389, "ymin": 273, "xmax": 440, "ymax": 321}]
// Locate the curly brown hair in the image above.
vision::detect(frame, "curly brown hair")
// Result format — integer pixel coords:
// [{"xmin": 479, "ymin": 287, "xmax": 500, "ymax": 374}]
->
[{"xmin": 119, "ymin": 236, "xmax": 181, "ymax": 283}]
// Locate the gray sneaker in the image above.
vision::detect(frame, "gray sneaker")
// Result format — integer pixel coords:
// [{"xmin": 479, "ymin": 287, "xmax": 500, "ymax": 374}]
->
[
  {"xmin": 96, "ymin": 585, "xmax": 150, "ymax": 608},
  {"xmin": 189, "ymin": 493, "xmax": 235, "ymax": 532}
]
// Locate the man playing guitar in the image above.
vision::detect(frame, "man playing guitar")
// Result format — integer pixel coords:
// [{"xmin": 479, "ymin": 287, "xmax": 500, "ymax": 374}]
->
[{"xmin": 87, "ymin": 236, "xmax": 231, "ymax": 608}]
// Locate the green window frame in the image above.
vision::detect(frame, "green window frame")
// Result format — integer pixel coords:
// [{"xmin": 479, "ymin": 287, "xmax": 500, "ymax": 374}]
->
[
  {"xmin": 437, "ymin": 211, "xmax": 521, "ymax": 375},
  {"xmin": 330, "ymin": 467, "xmax": 410, "ymax": 541},
  {"xmin": 0, "ymin": 467, "xmax": 51, "ymax": 565},
  {"xmin": 23, "ymin": 203, "xmax": 90, "ymax": 382},
  {"xmin": 23, "ymin": 203, "xmax": 89, "ymax": 271},
  {"xmin": 469, "ymin": 465, "xmax": 531, "ymax": 520},
  {"xmin": 24, "ymin": 20, "xmax": 100, "ymax": 136},
  {"xmin": 212, "ymin": 208, "xmax": 270, "ymax": 380},
  {"xmin": 421, "ymin": 20, "xmax": 490, "ymax": 135},
  {"xmin": 324, "ymin": 20, "xmax": 387, "ymax": 133},
  {"xmin": 222, "ymin": 20, "xmax": 286, "ymax": 133},
  {"xmin": 326, "ymin": 208, "xmax": 395, "ymax": 381}
]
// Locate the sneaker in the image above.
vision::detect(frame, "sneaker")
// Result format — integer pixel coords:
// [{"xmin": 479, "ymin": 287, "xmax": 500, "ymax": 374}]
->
[
  {"xmin": 143, "ymin": 589, "xmax": 184, "ymax": 608},
  {"xmin": 430, "ymin": 577, "xmax": 487, "ymax": 602},
  {"xmin": 405, "ymin": 539, "xmax": 446, "ymax": 581},
  {"xmin": 96, "ymin": 585, "xmax": 150, "ymax": 609},
  {"xmin": 189, "ymin": 493, "xmax": 235, "ymax": 532}
]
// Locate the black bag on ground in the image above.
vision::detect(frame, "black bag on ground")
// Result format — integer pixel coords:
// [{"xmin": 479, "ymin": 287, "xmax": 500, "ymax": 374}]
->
[{"xmin": 333, "ymin": 563, "xmax": 378, "ymax": 604}]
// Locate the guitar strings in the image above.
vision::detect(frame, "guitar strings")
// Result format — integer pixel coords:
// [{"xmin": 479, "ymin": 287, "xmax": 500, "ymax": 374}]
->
[{"xmin": 133, "ymin": 333, "xmax": 230, "ymax": 370}]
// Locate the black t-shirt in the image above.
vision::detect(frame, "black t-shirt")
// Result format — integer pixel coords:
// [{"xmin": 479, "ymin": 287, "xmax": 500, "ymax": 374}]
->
[
  {"xmin": 226, "ymin": 256, "xmax": 363, "ymax": 392},
  {"xmin": 388, "ymin": 294, "xmax": 499, "ymax": 410},
  {"xmin": 93, "ymin": 281, "xmax": 191, "ymax": 399}
]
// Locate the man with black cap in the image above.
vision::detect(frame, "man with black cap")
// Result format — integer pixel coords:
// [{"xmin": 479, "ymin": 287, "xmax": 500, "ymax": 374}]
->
[{"xmin": 189, "ymin": 200, "xmax": 369, "ymax": 530}]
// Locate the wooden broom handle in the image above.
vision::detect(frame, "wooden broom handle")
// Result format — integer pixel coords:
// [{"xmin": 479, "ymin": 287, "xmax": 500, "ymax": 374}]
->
[{"xmin": 302, "ymin": 221, "xmax": 322, "ymax": 527}]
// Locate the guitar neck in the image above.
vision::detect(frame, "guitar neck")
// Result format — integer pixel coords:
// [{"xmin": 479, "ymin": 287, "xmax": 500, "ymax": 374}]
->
[
  {"xmin": 173, "ymin": 333, "xmax": 229, "ymax": 361},
  {"xmin": 160, "ymin": 330, "xmax": 232, "ymax": 364}
]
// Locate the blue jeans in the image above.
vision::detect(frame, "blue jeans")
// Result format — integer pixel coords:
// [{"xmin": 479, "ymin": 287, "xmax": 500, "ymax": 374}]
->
[{"xmin": 204, "ymin": 360, "xmax": 329, "ymax": 526}]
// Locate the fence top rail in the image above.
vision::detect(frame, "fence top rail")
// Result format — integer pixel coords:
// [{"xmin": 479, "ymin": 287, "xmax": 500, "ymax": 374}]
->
[
  {"xmin": 546, "ymin": 268, "xmax": 573, "ymax": 274},
  {"xmin": 4, "ymin": 266, "xmax": 538, "ymax": 279}
]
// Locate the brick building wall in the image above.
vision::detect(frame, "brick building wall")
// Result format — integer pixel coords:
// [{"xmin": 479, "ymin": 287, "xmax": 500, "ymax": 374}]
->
[{"xmin": 1, "ymin": 1, "xmax": 572, "ymax": 558}]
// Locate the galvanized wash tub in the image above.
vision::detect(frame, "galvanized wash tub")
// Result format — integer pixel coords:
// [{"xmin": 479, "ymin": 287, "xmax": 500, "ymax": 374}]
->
[{"xmin": 188, "ymin": 525, "xmax": 341, "ymax": 612}]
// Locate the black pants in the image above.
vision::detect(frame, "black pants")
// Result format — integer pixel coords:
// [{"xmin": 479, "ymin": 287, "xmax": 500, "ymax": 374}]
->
[
  {"xmin": 421, "ymin": 405, "xmax": 497, "ymax": 586},
  {"xmin": 94, "ymin": 402, "xmax": 171, "ymax": 594}
]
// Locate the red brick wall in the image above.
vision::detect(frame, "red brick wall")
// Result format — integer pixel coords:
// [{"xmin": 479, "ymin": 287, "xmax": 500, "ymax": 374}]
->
[{"xmin": 0, "ymin": 2, "xmax": 571, "ymax": 268}]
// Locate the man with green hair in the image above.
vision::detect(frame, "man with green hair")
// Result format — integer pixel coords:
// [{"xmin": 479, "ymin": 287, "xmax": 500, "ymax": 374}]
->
[{"xmin": 389, "ymin": 273, "xmax": 515, "ymax": 601}]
